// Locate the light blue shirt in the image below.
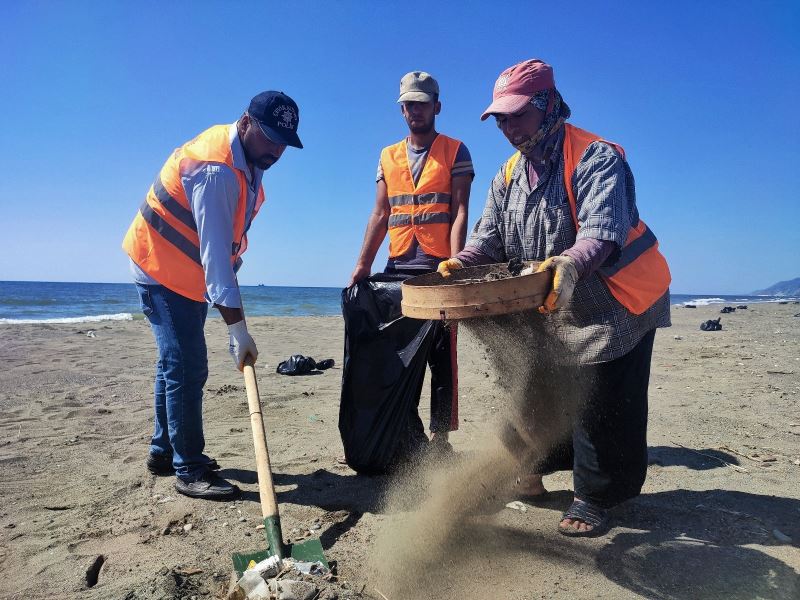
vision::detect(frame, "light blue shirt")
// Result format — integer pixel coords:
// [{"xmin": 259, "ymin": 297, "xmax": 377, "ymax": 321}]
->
[{"xmin": 131, "ymin": 123, "xmax": 263, "ymax": 308}]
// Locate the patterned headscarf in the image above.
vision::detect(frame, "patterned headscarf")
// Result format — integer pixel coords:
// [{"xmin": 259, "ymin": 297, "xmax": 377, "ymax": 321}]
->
[{"xmin": 514, "ymin": 88, "xmax": 571, "ymax": 156}]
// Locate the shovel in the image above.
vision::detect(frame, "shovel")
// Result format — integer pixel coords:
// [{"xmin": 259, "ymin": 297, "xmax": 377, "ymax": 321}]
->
[{"xmin": 231, "ymin": 356, "xmax": 328, "ymax": 576}]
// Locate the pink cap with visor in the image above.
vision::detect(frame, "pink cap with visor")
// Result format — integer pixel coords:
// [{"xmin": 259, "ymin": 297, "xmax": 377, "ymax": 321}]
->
[{"xmin": 480, "ymin": 59, "xmax": 555, "ymax": 121}]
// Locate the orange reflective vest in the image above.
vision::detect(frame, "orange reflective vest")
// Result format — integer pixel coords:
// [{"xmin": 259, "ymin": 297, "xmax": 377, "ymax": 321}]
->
[
  {"xmin": 504, "ymin": 124, "xmax": 671, "ymax": 315},
  {"xmin": 381, "ymin": 134, "xmax": 461, "ymax": 258},
  {"xmin": 122, "ymin": 125, "xmax": 264, "ymax": 302}
]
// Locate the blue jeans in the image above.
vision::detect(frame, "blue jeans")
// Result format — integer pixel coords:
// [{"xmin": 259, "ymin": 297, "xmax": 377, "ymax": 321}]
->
[{"xmin": 136, "ymin": 283, "xmax": 210, "ymax": 481}]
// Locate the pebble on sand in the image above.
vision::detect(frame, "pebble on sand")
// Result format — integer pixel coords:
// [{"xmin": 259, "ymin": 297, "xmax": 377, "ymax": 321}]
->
[{"xmin": 277, "ymin": 579, "xmax": 317, "ymax": 600}]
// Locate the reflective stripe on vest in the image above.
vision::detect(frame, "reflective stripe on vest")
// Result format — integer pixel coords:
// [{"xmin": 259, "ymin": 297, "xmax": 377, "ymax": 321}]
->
[
  {"xmin": 381, "ymin": 134, "xmax": 461, "ymax": 258},
  {"xmin": 387, "ymin": 211, "xmax": 452, "ymax": 227},
  {"xmin": 388, "ymin": 192, "xmax": 452, "ymax": 207},
  {"xmin": 123, "ymin": 124, "xmax": 265, "ymax": 302},
  {"xmin": 152, "ymin": 176, "xmax": 197, "ymax": 232},
  {"xmin": 503, "ymin": 123, "xmax": 671, "ymax": 315},
  {"xmin": 138, "ymin": 200, "xmax": 202, "ymax": 265}
]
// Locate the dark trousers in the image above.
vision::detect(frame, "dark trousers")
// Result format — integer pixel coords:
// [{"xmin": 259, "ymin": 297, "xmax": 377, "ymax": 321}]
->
[
  {"xmin": 385, "ymin": 265, "xmax": 459, "ymax": 432},
  {"xmin": 533, "ymin": 330, "xmax": 655, "ymax": 508}
]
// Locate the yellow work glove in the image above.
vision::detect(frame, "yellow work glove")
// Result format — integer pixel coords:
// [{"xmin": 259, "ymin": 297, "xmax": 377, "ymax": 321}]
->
[
  {"xmin": 437, "ymin": 257, "xmax": 464, "ymax": 278},
  {"xmin": 535, "ymin": 256, "xmax": 579, "ymax": 314}
]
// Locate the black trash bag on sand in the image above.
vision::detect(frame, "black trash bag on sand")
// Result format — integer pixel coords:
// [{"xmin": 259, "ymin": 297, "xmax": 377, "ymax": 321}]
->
[
  {"xmin": 339, "ymin": 274, "xmax": 434, "ymax": 475},
  {"xmin": 700, "ymin": 318, "xmax": 723, "ymax": 331},
  {"xmin": 276, "ymin": 355, "xmax": 335, "ymax": 375}
]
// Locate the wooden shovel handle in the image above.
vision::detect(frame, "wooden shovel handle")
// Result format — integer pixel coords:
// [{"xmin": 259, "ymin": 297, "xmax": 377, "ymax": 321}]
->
[{"xmin": 242, "ymin": 357, "xmax": 279, "ymax": 520}]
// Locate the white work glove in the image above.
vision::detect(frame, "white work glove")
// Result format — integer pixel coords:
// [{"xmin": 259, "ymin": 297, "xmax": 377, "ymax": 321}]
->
[
  {"xmin": 228, "ymin": 320, "xmax": 258, "ymax": 371},
  {"xmin": 535, "ymin": 256, "xmax": 579, "ymax": 314}
]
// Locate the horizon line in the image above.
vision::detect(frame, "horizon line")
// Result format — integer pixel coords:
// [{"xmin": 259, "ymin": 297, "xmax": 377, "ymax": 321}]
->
[{"xmin": 0, "ymin": 279, "xmax": 783, "ymax": 297}]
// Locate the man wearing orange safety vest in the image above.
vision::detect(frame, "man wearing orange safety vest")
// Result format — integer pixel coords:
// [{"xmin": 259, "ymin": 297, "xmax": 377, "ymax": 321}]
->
[
  {"xmin": 123, "ymin": 91, "xmax": 303, "ymax": 500},
  {"xmin": 348, "ymin": 71, "xmax": 473, "ymax": 454},
  {"xmin": 439, "ymin": 59, "xmax": 671, "ymax": 536}
]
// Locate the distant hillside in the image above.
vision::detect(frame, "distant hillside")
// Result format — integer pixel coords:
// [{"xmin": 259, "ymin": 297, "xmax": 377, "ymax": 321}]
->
[{"xmin": 752, "ymin": 277, "xmax": 800, "ymax": 296}]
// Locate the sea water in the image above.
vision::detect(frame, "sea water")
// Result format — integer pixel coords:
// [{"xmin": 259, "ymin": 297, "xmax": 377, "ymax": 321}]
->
[
  {"xmin": 0, "ymin": 281, "xmax": 796, "ymax": 325},
  {"xmin": 0, "ymin": 281, "xmax": 342, "ymax": 324}
]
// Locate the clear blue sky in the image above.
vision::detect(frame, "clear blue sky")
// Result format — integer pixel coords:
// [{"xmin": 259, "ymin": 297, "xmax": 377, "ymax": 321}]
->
[{"xmin": 1, "ymin": 1, "xmax": 797, "ymax": 294}]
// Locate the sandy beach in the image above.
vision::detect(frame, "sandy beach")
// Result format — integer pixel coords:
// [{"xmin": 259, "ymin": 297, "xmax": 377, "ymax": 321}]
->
[{"xmin": 0, "ymin": 303, "xmax": 798, "ymax": 599}]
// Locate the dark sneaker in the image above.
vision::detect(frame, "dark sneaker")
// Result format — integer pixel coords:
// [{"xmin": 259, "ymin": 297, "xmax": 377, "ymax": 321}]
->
[
  {"xmin": 146, "ymin": 453, "xmax": 220, "ymax": 476},
  {"xmin": 174, "ymin": 471, "xmax": 240, "ymax": 500}
]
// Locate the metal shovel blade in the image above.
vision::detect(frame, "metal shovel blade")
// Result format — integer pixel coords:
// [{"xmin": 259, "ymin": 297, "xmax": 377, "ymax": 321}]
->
[{"xmin": 231, "ymin": 516, "xmax": 328, "ymax": 577}]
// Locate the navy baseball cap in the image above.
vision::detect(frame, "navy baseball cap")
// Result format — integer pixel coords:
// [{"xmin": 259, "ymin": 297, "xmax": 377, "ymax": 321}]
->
[{"xmin": 248, "ymin": 91, "xmax": 303, "ymax": 149}]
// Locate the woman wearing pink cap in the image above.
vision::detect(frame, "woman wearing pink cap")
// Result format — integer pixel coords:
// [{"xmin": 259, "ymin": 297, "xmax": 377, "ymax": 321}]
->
[{"xmin": 439, "ymin": 59, "xmax": 671, "ymax": 537}]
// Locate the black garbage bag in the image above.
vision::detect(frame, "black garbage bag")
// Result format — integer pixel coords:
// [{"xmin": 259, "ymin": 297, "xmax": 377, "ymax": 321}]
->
[
  {"xmin": 276, "ymin": 355, "xmax": 335, "ymax": 375},
  {"xmin": 700, "ymin": 318, "xmax": 723, "ymax": 331},
  {"xmin": 338, "ymin": 273, "xmax": 434, "ymax": 475}
]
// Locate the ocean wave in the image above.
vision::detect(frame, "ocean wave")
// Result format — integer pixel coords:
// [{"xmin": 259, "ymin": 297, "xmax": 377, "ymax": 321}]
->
[
  {"xmin": 0, "ymin": 312, "xmax": 134, "ymax": 325},
  {"xmin": 681, "ymin": 297, "xmax": 727, "ymax": 306},
  {"xmin": 675, "ymin": 296, "xmax": 800, "ymax": 306}
]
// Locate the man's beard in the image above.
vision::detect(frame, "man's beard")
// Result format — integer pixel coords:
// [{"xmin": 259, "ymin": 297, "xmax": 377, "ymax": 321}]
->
[
  {"xmin": 255, "ymin": 156, "xmax": 277, "ymax": 170},
  {"xmin": 244, "ymin": 147, "xmax": 278, "ymax": 170},
  {"xmin": 408, "ymin": 119, "xmax": 434, "ymax": 135}
]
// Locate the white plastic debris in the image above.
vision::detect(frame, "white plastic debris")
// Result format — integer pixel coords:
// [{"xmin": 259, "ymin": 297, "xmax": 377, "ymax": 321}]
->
[
  {"xmin": 235, "ymin": 569, "xmax": 270, "ymax": 600},
  {"xmin": 286, "ymin": 559, "xmax": 329, "ymax": 576},
  {"xmin": 232, "ymin": 556, "xmax": 284, "ymax": 600},
  {"xmin": 249, "ymin": 555, "xmax": 283, "ymax": 579},
  {"xmin": 505, "ymin": 501, "xmax": 528, "ymax": 512}
]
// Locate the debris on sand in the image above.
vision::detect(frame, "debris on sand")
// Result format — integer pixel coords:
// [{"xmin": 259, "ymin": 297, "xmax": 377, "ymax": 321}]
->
[
  {"xmin": 700, "ymin": 318, "xmax": 723, "ymax": 331},
  {"xmin": 228, "ymin": 556, "xmax": 353, "ymax": 600},
  {"xmin": 212, "ymin": 384, "xmax": 241, "ymax": 395},
  {"xmin": 507, "ymin": 257, "xmax": 525, "ymax": 277}
]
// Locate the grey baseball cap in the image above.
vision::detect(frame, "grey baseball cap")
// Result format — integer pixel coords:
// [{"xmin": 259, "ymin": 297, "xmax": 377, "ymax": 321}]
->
[{"xmin": 397, "ymin": 71, "xmax": 439, "ymax": 103}]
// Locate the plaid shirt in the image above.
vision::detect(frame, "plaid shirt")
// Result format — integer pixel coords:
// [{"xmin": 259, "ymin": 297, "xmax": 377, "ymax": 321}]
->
[{"xmin": 467, "ymin": 126, "xmax": 670, "ymax": 363}]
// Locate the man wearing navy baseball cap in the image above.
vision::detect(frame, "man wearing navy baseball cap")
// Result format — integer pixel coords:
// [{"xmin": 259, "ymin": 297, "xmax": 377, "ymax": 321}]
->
[
  {"xmin": 123, "ymin": 90, "xmax": 302, "ymax": 500},
  {"xmin": 247, "ymin": 90, "xmax": 303, "ymax": 151}
]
